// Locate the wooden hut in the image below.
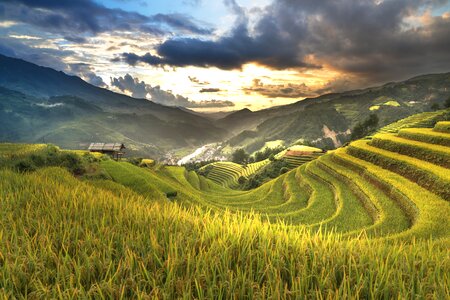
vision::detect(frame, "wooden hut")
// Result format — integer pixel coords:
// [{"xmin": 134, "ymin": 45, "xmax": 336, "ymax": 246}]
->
[{"xmin": 88, "ymin": 143, "xmax": 125, "ymax": 160}]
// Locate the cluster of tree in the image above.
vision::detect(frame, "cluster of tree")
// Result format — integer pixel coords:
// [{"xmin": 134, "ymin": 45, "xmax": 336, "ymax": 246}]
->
[
  {"xmin": 253, "ymin": 146, "xmax": 285, "ymax": 162},
  {"xmin": 184, "ymin": 160, "xmax": 218, "ymax": 172},
  {"xmin": 240, "ymin": 159, "xmax": 290, "ymax": 190},
  {"xmin": 231, "ymin": 148, "xmax": 250, "ymax": 165},
  {"xmin": 197, "ymin": 164, "xmax": 214, "ymax": 177},
  {"xmin": 350, "ymin": 114, "xmax": 379, "ymax": 140},
  {"xmin": 430, "ymin": 96, "xmax": 450, "ymax": 111},
  {"xmin": 231, "ymin": 146, "xmax": 286, "ymax": 165}
]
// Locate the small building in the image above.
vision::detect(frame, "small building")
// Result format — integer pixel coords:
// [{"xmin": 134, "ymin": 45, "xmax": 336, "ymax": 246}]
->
[{"xmin": 88, "ymin": 143, "xmax": 126, "ymax": 160}]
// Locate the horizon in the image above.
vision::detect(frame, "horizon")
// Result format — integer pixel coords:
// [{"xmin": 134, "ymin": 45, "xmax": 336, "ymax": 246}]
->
[{"xmin": 1, "ymin": 0, "xmax": 450, "ymax": 112}]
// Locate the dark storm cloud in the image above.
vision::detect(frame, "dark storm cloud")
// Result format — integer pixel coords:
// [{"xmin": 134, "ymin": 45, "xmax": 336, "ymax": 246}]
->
[
  {"xmin": 151, "ymin": 14, "xmax": 212, "ymax": 35},
  {"xmin": 118, "ymin": 0, "xmax": 450, "ymax": 84},
  {"xmin": 0, "ymin": 0, "xmax": 211, "ymax": 38},
  {"xmin": 111, "ymin": 74, "xmax": 235, "ymax": 108},
  {"xmin": 64, "ymin": 36, "xmax": 88, "ymax": 44},
  {"xmin": 244, "ymin": 79, "xmax": 315, "ymax": 98},
  {"xmin": 117, "ymin": 0, "xmax": 314, "ymax": 70}
]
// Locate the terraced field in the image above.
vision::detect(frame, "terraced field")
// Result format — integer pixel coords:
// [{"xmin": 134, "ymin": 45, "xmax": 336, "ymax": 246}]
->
[
  {"xmin": 375, "ymin": 109, "xmax": 449, "ymax": 134},
  {"xmin": 200, "ymin": 160, "xmax": 270, "ymax": 187},
  {"xmin": 1, "ymin": 119, "xmax": 449, "ymax": 298},
  {"xmin": 94, "ymin": 121, "xmax": 450, "ymax": 239}
]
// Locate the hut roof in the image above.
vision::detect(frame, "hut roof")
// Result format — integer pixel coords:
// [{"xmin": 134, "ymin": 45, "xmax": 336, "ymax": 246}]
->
[{"xmin": 88, "ymin": 143, "xmax": 125, "ymax": 152}]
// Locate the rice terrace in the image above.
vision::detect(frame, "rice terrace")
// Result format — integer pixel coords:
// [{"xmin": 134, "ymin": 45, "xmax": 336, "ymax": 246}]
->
[{"xmin": 1, "ymin": 0, "xmax": 450, "ymax": 299}]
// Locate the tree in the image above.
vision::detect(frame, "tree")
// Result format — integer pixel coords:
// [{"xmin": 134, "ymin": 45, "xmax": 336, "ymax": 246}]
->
[
  {"xmin": 430, "ymin": 103, "xmax": 440, "ymax": 111},
  {"xmin": 445, "ymin": 96, "xmax": 450, "ymax": 108},
  {"xmin": 238, "ymin": 176, "xmax": 247, "ymax": 185},
  {"xmin": 231, "ymin": 148, "xmax": 249, "ymax": 165},
  {"xmin": 351, "ymin": 113, "xmax": 379, "ymax": 140}
]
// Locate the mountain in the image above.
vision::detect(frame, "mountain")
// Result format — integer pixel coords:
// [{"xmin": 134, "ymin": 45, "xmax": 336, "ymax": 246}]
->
[
  {"xmin": 218, "ymin": 73, "xmax": 450, "ymax": 152},
  {"xmin": 0, "ymin": 54, "xmax": 228, "ymax": 156},
  {"xmin": 1, "ymin": 53, "xmax": 449, "ymax": 158}
]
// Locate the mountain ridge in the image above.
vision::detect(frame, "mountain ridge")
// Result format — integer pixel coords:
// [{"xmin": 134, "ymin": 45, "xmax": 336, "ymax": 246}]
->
[{"xmin": 1, "ymin": 53, "xmax": 449, "ymax": 158}]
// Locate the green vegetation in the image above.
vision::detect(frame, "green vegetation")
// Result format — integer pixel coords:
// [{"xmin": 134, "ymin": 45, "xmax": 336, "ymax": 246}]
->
[
  {"xmin": 231, "ymin": 148, "xmax": 250, "ymax": 164},
  {"xmin": 350, "ymin": 113, "xmax": 379, "ymax": 140},
  {"xmin": 252, "ymin": 145, "xmax": 285, "ymax": 162},
  {"xmin": 1, "ymin": 113, "xmax": 449, "ymax": 298}
]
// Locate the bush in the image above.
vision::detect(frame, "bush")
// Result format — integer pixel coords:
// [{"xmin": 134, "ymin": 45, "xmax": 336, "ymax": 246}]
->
[
  {"xmin": 14, "ymin": 159, "xmax": 37, "ymax": 172},
  {"xmin": 166, "ymin": 191, "xmax": 178, "ymax": 199},
  {"xmin": 59, "ymin": 152, "xmax": 85, "ymax": 175},
  {"xmin": 280, "ymin": 167, "xmax": 289, "ymax": 175},
  {"xmin": 128, "ymin": 157, "xmax": 143, "ymax": 166},
  {"xmin": 238, "ymin": 176, "xmax": 247, "ymax": 184},
  {"xmin": 83, "ymin": 153, "xmax": 100, "ymax": 163}
]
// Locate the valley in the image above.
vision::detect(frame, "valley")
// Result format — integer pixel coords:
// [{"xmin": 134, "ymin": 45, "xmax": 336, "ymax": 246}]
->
[{"xmin": 1, "ymin": 54, "xmax": 450, "ymax": 161}]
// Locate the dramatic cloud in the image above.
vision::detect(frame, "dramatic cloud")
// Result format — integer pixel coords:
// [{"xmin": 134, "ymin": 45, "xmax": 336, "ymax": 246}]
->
[
  {"xmin": 0, "ymin": 0, "xmax": 211, "ymax": 39},
  {"xmin": 118, "ymin": 0, "xmax": 450, "ymax": 83},
  {"xmin": 200, "ymin": 88, "xmax": 222, "ymax": 93},
  {"xmin": 0, "ymin": 37, "xmax": 74, "ymax": 71},
  {"xmin": 0, "ymin": 37, "xmax": 107, "ymax": 87},
  {"xmin": 111, "ymin": 74, "xmax": 234, "ymax": 108},
  {"xmin": 244, "ymin": 79, "xmax": 315, "ymax": 98},
  {"xmin": 150, "ymin": 14, "xmax": 212, "ymax": 35}
]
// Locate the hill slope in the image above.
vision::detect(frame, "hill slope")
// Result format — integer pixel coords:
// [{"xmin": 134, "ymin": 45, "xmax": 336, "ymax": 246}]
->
[
  {"xmin": 219, "ymin": 73, "xmax": 450, "ymax": 151},
  {"xmin": 0, "ymin": 55, "xmax": 228, "ymax": 156}
]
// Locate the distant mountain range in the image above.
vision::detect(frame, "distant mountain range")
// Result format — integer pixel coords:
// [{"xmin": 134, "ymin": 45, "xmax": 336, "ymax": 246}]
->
[
  {"xmin": 1, "ymin": 53, "xmax": 449, "ymax": 158},
  {"xmin": 219, "ymin": 72, "xmax": 450, "ymax": 152},
  {"xmin": 0, "ymin": 54, "xmax": 228, "ymax": 157}
]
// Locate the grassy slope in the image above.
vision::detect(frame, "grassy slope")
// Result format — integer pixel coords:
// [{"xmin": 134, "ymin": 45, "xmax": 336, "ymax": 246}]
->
[{"xmin": 1, "ymin": 167, "xmax": 448, "ymax": 298}]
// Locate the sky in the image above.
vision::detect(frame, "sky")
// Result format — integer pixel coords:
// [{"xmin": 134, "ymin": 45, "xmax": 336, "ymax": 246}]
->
[{"xmin": 0, "ymin": 0, "xmax": 449, "ymax": 112}]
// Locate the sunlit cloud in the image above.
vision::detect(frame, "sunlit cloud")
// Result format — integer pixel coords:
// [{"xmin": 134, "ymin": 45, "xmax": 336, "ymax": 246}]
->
[{"xmin": 0, "ymin": 21, "xmax": 18, "ymax": 28}]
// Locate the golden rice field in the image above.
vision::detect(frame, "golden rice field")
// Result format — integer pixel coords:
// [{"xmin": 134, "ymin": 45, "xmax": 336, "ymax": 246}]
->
[{"xmin": 0, "ymin": 118, "xmax": 449, "ymax": 298}]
